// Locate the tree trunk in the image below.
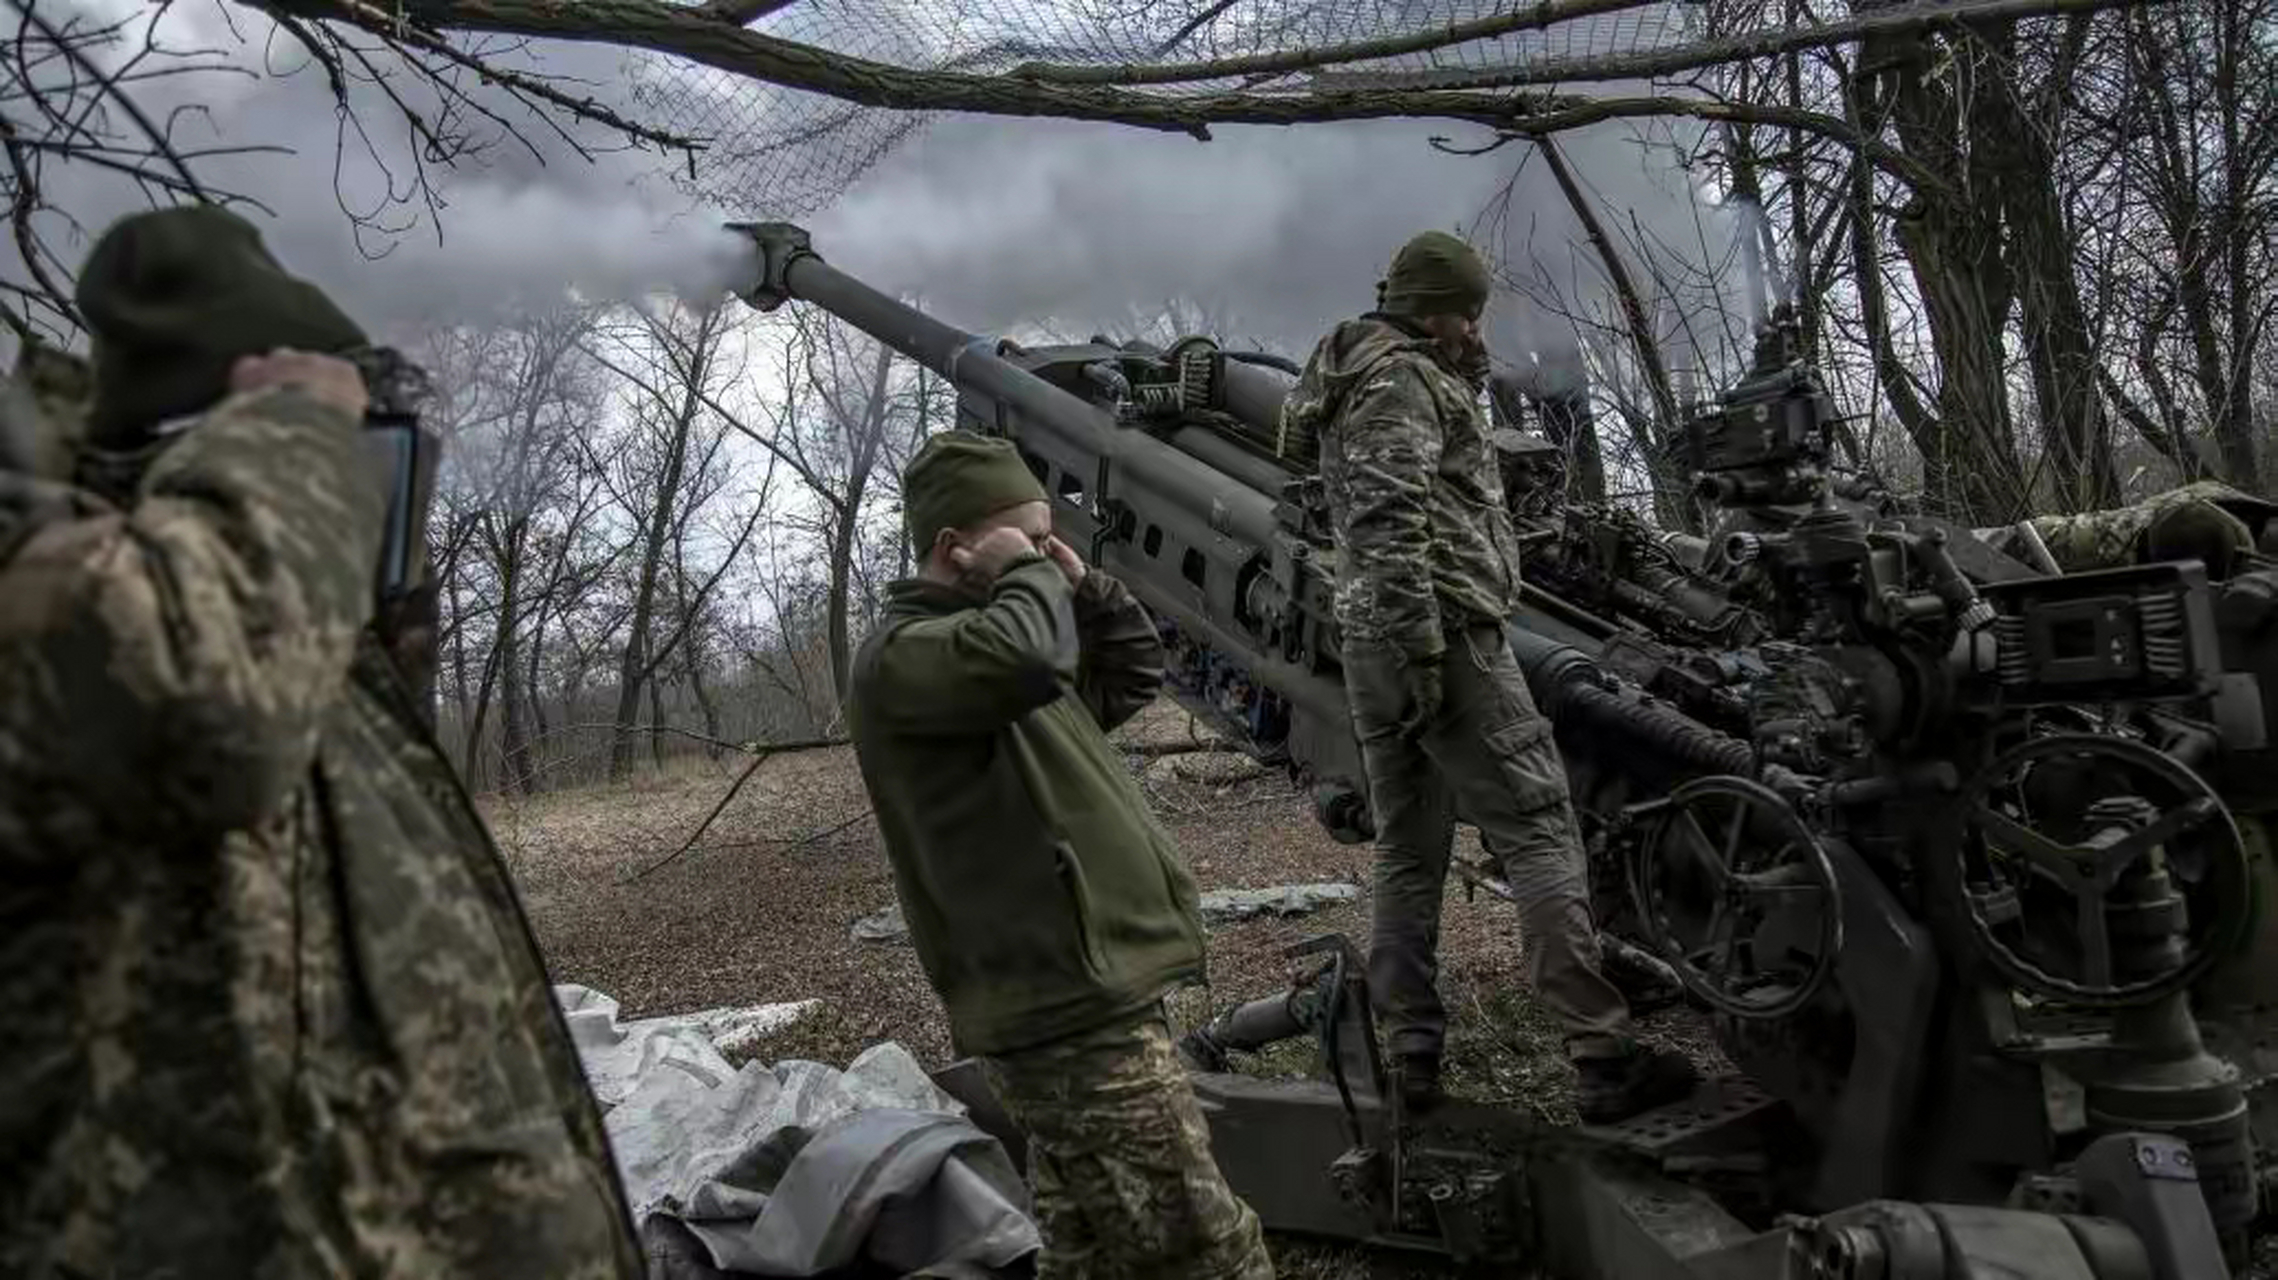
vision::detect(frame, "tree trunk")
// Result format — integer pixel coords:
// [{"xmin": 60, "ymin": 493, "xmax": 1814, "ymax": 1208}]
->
[
  {"xmin": 824, "ymin": 503, "xmax": 862, "ymax": 707},
  {"xmin": 608, "ymin": 629, "xmax": 651, "ymax": 780},
  {"xmin": 496, "ymin": 520, "xmax": 536, "ymax": 797},
  {"xmin": 524, "ymin": 598, "xmax": 552, "ymax": 790},
  {"xmin": 609, "ymin": 375, "xmax": 707, "ymax": 778},
  {"xmin": 1537, "ymin": 136, "xmax": 1691, "ymax": 528},
  {"xmin": 2212, "ymin": 0, "xmax": 2261, "ymax": 487},
  {"xmin": 1963, "ymin": 19, "xmax": 2114, "ymax": 513},
  {"xmin": 462, "ymin": 629, "xmax": 503, "ymax": 793},
  {"xmin": 1889, "ymin": 204, "xmax": 2027, "ymax": 520},
  {"xmin": 446, "ymin": 571, "xmax": 473, "ymax": 730},
  {"xmin": 824, "ymin": 340, "xmax": 896, "ymax": 705},
  {"xmin": 648, "ymin": 675, "xmax": 669, "ymax": 769},
  {"xmin": 685, "ymin": 641, "xmax": 724, "ymax": 760},
  {"xmin": 1880, "ymin": 37, "xmax": 2029, "ymax": 521}
]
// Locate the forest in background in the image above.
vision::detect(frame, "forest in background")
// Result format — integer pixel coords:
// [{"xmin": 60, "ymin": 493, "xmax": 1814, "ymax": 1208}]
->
[{"xmin": 4, "ymin": 0, "xmax": 2273, "ymax": 792}]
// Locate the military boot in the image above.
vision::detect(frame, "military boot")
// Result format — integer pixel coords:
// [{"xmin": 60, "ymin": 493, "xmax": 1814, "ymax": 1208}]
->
[
  {"xmin": 1575, "ymin": 1044, "xmax": 1700, "ymax": 1125},
  {"xmin": 1393, "ymin": 1051, "xmax": 1443, "ymax": 1115}
]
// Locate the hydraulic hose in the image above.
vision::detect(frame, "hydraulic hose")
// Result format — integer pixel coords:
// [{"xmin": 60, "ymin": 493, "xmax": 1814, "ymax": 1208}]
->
[{"xmin": 1507, "ymin": 625, "xmax": 1760, "ymax": 778}]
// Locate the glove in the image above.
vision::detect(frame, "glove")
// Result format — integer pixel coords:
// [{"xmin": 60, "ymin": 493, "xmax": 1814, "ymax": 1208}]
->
[{"xmin": 1400, "ymin": 655, "xmax": 1444, "ymax": 738}]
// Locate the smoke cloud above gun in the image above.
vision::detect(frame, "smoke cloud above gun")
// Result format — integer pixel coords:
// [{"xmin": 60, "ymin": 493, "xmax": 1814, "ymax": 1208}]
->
[
  {"xmin": 13, "ymin": 0, "xmax": 760, "ymax": 342},
  {"xmin": 18, "ymin": 0, "xmax": 1740, "ymax": 390},
  {"xmin": 809, "ymin": 111, "xmax": 1742, "ymax": 398}
]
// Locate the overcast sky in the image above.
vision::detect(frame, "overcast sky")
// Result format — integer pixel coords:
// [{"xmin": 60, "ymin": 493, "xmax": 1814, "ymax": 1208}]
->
[{"xmin": 19, "ymin": 0, "xmax": 1744, "ymax": 377}]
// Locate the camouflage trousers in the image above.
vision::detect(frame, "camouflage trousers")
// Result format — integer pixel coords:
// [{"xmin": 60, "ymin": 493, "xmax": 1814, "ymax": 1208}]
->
[
  {"xmin": 981, "ymin": 1013, "xmax": 1274, "ymax": 1280},
  {"xmin": 1344, "ymin": 623, "xmax": 1632, "ymax": 1060}
]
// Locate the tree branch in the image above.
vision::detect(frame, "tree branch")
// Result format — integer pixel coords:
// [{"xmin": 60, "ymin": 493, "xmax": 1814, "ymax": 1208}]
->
[
  {"xmin": 14, "ymin": 0, "xmax": 208, "ymax": 201},
  {"xmin": 265, "ymin": 0, "xmax": 705, "ymax": 154},
  {"xmin": 1303, "ymin": 0, "xmax": 2176, "ymax": 94},
  {"xmin": 253, "ymin": 0, "xmax": 1956, "ymax": 179},
  {"xmin": 693, "ymin": 0, "xmax": 801, "ymax": 25},
  {"xmin": 1014, "ymin": 0, "xmax": 1669, "ymax": 85},
  {"xmin": 1482, "ymin": 97, "xmax": 1946, "ymax": 195},
  {"xmin": 621, "ymin": 734, "xmax": 851, "ymax": 882}
]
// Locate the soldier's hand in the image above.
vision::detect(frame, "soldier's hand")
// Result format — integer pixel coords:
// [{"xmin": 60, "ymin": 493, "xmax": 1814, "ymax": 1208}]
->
[
  {"xmin": 230, "ymin": 349, "xmax": 368, "ymax": 421},
  {"xmin": 949, "ymin": 524, "xmax": 1044, "ymax": 585},
  {"xmin": 1042, "ymin": 534, "xmax": 1088, "ymax": 588},
  {"xmin": 1402, "ymin": 658, "xmax": 1443, "ymax": 738}
]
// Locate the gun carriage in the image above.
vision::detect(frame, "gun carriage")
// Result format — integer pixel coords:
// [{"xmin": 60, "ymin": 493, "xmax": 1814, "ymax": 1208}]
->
[{"xmin": 727, "ymin": 223, "xmax": 2276, "ymax": 1279}]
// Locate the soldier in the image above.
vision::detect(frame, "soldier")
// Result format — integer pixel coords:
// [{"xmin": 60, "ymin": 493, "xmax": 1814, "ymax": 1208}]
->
[
  {"xmin": 0, "ymin": 207, "xmax": 640, "ymax": 1278},
  {"xmin": 1, "ymin": 337, "xmax": 91, "ymax": 480},
  {"xmin": 1978, "ymin": 480, "xmax": 2277, "ymax": 580},
  {"xmin": 1282, "ymin": 231, "xmax": 1699, "ymax": 1123},
  {"xmin": 846, "ymin": 430, "xmax": 1273, "ymax": 1279}
]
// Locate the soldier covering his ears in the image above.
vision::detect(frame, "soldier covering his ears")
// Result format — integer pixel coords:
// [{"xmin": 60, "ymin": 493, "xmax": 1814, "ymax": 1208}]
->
[
  {"xmin": 847, "ymin": 431, "xmax": 1274, "ymax": 1278},
  {"xmin": 0, "ymin": 206, "xmax": 641, "ymax": 1278},
  {"xmin": 1282, "ymin": 230, "xmax": 1701, "ymax": 1123}
]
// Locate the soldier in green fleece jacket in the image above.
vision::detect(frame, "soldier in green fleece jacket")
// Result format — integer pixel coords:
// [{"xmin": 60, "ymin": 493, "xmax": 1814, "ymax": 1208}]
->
[{"xmin": 847, "ymin": 430, "xmax": 1273, "ymax": 1280}]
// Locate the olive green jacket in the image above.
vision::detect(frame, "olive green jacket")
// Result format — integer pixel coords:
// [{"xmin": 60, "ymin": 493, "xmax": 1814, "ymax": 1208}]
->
[{"xmin": 848, "ymin": 558, "xmax": 1207, "ymax": 1056}]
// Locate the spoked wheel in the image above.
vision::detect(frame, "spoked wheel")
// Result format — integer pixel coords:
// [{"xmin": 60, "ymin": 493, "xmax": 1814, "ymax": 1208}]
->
[
  {"xmin": 1944, "ymin": 734, "xmax": 2249, "ymax": 1006},
  {"xmin": 1626, "ymin": 775, "xmax": 1844, "ymax": 1020}
]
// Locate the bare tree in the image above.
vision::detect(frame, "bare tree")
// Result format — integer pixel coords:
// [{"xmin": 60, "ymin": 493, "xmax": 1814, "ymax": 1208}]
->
[
  {"xmin": 776, "ymin": 308, "xmax": 930, "ymax": 704},
  {"xmin": 583, "ymin": 299, "xmax": 766, "ymax": 779},
  {"xmin": 0, "ymin": 1, "xmax": 697, "ymax": 345},
  {"xmin": 423, "ymin": 306, "xmax": 606, "ymax": 791}
]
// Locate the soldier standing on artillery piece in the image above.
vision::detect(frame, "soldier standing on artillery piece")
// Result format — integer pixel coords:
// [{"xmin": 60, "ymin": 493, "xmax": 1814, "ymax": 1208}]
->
[
  {"xmin": 1282, "ymin": 230, "xmax": 1700, "ymax": 1124},
  {"xmin": 0, "ymin": 207, "xmax": 641, "ymax": 1279},
  {"xmin": 846, "ymin": 430, "xmax": 1274, "ymax": 1279}
]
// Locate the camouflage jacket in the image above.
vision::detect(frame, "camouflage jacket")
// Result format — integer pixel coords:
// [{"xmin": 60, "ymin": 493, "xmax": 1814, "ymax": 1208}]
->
[
  {"xmin": 1283, "ymin": 314, "xmax": 1524, "ymax": 661},
  {"xmin": 1978, "ymin": 481, "xmax": 2276, "ymax": 573},
  {"xmin": 0, "ymin": 386, "xmax": 640, "ymax": 1278}
]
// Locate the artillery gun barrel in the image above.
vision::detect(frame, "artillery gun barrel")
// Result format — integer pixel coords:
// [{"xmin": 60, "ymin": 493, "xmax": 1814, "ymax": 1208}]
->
[
  {"xmin": 727, "ymin": 223, "xmax": 1285, "ymax": 550},
  {"xmin": 725, "ymin": 222, "xmax": 1362, "ymax": 783},
  {"xmin": 1112, "ymin": 337, "xmax": 1301, "ymax": 495}
]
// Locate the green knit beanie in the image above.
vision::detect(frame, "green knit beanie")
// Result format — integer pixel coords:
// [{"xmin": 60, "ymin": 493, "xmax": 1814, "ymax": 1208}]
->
[
  {"xmin": 1378, "ymin": 230, "xmax": 1492, "ymax": 320},
  {"xmin": 75, "ymin": 204, "xmax": 368, "ymax": 447},
  {"xmin": 903, "ymin": 430, "xmax": 1049, "ymax": 552}
]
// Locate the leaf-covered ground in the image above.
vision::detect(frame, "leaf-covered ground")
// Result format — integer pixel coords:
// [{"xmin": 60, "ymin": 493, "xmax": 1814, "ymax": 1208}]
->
[{"xmin": 488, "ymin": 699, "xmax": 1727, "ymax": 1279}]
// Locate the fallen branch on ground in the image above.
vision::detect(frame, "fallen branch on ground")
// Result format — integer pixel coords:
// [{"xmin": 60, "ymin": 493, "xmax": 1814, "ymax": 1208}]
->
[{"xmin": 621, "ymin": 736, "xmax": 850, "ymax": 882}]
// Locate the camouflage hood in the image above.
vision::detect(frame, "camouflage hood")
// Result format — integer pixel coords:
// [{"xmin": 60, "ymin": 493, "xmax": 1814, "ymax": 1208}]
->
[{"xmin": 1279, "ymin": 314, "xmax": 1441, "ymax": 460}]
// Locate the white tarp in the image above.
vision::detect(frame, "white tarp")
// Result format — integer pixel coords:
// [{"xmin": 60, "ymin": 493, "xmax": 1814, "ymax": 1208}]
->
[{"xmin": 555, "ymin": 985, "xmax": 1039, "ymax": 1278}]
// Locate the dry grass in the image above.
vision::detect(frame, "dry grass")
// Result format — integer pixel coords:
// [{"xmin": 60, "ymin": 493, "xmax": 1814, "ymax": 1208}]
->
[{"xmin": 487, "ymin": 700, "xmax": 1718, "ymax": 1279}]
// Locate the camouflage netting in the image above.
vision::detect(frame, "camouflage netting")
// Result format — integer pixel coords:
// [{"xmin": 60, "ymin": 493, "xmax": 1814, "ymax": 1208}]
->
[{"xmin": 619, "ymin": 0, "xmax": 1707, "ymax": 216}]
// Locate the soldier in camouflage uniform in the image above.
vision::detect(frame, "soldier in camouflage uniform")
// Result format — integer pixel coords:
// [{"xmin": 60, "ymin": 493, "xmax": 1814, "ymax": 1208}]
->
[
  {"xmin": 0, "ymin": 338, "xmax": 91, "ymax": 481},
  {"xmin": 1282, "ymin": 231, "xmax": 1699, "ymax": 1124},
  {"xmin": 1976, "ymin": 480, "xmax": 2276, "ymax": 580},
  {"xmin": 848, "ymin": 431, "xmax": 1272, "ymax": 1279},
  {"xmin": 0, "ymin": 207, "xmax": 640, "ymax": 1279}
]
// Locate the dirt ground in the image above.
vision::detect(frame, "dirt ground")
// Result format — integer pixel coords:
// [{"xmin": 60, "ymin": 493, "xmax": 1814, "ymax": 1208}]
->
[{"xmin": 487, "ymin": 700, "xmax": 1720, "ymax": 1279}]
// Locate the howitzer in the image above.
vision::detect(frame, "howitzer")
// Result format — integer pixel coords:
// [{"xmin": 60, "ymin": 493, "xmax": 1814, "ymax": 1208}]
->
[{"xmin": 724, "ymin": 223, "xmax": 2273, "ymax": 1278}]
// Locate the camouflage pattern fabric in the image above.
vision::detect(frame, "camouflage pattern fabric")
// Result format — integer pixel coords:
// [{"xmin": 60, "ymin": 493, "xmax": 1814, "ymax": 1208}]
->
[
  {"xmin": 1281, "ymin": 314, "xmax": 1524, "ymax": 663},
  {"xmin": 0, "ymin": 383, "xmax": 640, "ymax": 1278},
  {"xmin": 1346, "ymin": 624, "xmax": 1632, "ymax": 1059},
  {"xmin": 981, "ymin": 1013, "xmax": 1273, "ymax": 1280},
  {"xmin": 5, "ymin": 340, "xmax": 93, "ymax": 481},
  {"xmin": 1985, "ymin": 481, "xmax": 2274, "ymax": 575},
  {"xmin": 1288, "ymin": 308, "xmax": 1628, "ymax": 1059}
]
